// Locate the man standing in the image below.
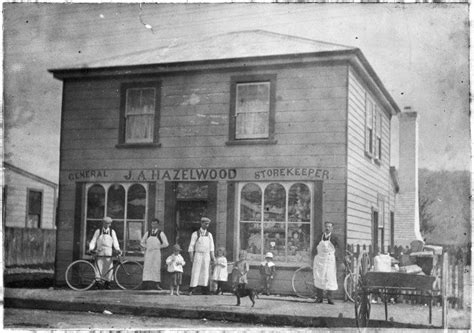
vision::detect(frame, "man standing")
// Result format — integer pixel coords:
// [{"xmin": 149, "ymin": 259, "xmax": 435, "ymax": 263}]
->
[
  {"xmin": 313, "ymin": 221, "xmax": 339, "ymax": 304},
  {"xmin": 188, "ymin": 217, "xmax": 215, "ymax": 295},
  {"xmin": 140, "ymin": 218, "xmax": 169, "ymax": 290},
  {"xmin": 89, "ymin": 216, "xmax": 122, "ymax": 289}
]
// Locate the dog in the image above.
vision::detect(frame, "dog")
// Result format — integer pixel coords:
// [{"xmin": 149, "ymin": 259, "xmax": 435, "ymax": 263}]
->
[{"xmin": 233, "ymin": 283, "xmax": 257, "ymax": 307}]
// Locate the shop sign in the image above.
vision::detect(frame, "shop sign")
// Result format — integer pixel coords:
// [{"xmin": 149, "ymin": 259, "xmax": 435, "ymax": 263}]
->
[
  {"xmin": 66, "ymin": 167, "xmax": 330, "ymax": 182},
  {"xmin": 253, "ymin": 168, "xmax": 329, "ymax": 180}
]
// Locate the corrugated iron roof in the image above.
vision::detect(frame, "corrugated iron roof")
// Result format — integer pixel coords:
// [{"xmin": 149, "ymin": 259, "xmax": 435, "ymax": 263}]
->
[{"xmin": 61, "ymin": 30, "xmax": 357, "ymax": 70}]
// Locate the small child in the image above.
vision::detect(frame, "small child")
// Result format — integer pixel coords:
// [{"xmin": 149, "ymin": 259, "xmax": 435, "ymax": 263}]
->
[
  {"xmin": 211, "ymin": 247, "xmax": 228, "ymax": 295},
  {"xmin": 232, "ymin": 250, "xmax": 250, "ymax": 288},
  {"xmin": 166, "ymin": 244, "xmax": 185, "ymax": 296},
  {"xmin": 260, "ymin": 252, "xmax": 276, "ymax": 295}
]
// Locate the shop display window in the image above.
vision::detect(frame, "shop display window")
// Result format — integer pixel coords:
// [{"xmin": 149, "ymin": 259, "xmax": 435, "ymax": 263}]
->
[
  {"xmin": 239, "ymin": 182, "xmax": 312, "ymax": 265},
  {"xmin": 84, "ymin": 183, "xmax": 147, "ymax": 257}
]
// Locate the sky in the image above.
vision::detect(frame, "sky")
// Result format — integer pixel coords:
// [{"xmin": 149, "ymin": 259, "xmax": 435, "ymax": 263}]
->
[{"xmin": 3, "ymin": 3, "xmax": 470, "ymax": 183}]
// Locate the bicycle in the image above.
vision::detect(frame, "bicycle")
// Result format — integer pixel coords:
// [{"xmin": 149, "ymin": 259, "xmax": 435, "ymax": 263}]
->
[
  {"xmin": 65, "ymin": 252, "xmax": 143, "ymax": 291},
  {"xmin": 291, "ymin": 249, "xmax": 358, "ymax": 301}
]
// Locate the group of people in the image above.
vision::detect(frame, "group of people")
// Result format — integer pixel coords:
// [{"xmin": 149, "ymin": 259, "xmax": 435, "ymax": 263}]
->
[{"xmin": 89, "ymin": 216, "xmax": 339, "ymax": 304}]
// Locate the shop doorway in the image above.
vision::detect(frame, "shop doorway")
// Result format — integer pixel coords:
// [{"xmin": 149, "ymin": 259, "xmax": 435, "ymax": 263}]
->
[
  {"xmin": 163, "ymin": 182, "xmax": 217, "ymax": 288},
  {"xmin": 176, "ymin": 200, "xmax": 209, "ymax": 280}
]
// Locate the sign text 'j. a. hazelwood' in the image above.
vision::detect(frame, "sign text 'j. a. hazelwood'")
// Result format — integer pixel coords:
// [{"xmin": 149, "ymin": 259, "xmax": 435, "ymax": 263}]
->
[
  {"xmin": 124, "ymin": 168, "xmax": 237, "ymax": 181},
  {"xmin": 68, "ymin": 167, "xmax": 330, "ymax": 181}
]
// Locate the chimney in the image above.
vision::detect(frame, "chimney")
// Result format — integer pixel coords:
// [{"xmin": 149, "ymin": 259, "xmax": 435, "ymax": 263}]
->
[{"xmin": 395, "ymin": 107, "xmax": 423, "ymax": 246}]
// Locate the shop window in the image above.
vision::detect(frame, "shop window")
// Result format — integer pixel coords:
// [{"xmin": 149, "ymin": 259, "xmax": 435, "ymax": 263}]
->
[
  {"xmin": 26, "ymin": 189, "xmax": 42, "ymax": 228},
  {"xmin": 239, "ymin": 182, "xmax": 312, "ymax": 266},
  {"xmin": 228, "ymin": 75, "xmax": 277, "ymax": 145},
  {"xmin": 118, "ymin": 82, "xmax": 161, "ymax": 147},
  {"xmin": 84, "ymin": 183, "xmax": 148, "ymax": 257}
]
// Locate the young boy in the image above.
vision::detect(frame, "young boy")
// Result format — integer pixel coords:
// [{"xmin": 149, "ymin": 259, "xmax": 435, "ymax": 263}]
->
[
  {"xmin": 260, "ymin": 252, "xmax": 276, "ymax": 295},
  {"xmin": 166, "ymin": 244, "xmax": 185, "ymax": 296}
]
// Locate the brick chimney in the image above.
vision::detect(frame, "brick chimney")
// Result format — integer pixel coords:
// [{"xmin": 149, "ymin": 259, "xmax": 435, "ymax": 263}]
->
[{"xmin": 395, "ymin": 107, "xmax": 423, "ymax": 246}]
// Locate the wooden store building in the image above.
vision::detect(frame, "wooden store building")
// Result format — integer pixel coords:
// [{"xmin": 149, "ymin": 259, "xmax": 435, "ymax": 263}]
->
[{"xmin": 50, "ymin": 30, "xmax": 402, "ymax": 294}]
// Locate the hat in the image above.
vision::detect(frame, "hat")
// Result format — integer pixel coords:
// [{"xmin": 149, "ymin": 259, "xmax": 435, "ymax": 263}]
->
[
  {"xmin": 173, "ymin": 244, "xmax": 182, "ymax": 252},
  {"xmin": 265, "ymin": 252, "xmax": 273, "ymax": 259},
  {"xmin": 201, "ymin": 217, "xmax": 211, "ymax": 223},
  {"xmin": 103, "ymin": 217, "xmax": 113, "ymax": 223}
]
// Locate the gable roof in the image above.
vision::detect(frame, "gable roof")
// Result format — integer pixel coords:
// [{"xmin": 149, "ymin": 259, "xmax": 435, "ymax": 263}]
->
[
  {"xmin": 49, "ymin": 29, "xmax": 400, "ymax": 115},
  {"xmin": 56, "ymin": 30, "xmax": 356, "ymax": 70},
  {"xmin": 4, "ymin": 162, "xmax": 58, "ymax": 189}
]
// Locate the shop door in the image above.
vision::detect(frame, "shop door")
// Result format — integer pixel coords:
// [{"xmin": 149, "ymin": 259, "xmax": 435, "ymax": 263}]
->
[
  {"xmin": 176, "ymin": 200, "xmax": 207, "ymax": 281},
  {"xmin": 163, "ymin": 181, "xmax": 217, "ymax": 287},
  {"xmin": 372, "ymin": 210, "xmax": 379, "ymax": 253}
]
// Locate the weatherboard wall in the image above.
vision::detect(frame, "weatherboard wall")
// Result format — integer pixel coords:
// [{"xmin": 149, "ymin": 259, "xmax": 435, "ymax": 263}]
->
[
  {"xmin": 346, "ymin": 67, "xmax": 394, "ymax": 247},
  {"xmin": 4, "ymin": 168, "xmax": 56, "ymax": 229},
  {"xmin": 55, "ymin": 63, "xmax": 350, "ymax": 286}
]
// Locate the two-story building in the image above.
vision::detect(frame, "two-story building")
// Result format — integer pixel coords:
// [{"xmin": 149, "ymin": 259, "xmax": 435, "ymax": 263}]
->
[{"xmin": 50, "ymin": 30, "xmax": 401, "ymax": 295}]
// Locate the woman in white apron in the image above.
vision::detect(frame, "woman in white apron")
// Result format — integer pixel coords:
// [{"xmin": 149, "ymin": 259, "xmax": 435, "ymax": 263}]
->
[
  {"xmin": 140, "ymin": 218, "xmax": 169, "ymax": 290},
  {"xmin": 313, "ymin": 221, "xmax": 339, "ymax": 304},
  {"xmin": 89, "ymin": 216, "xmax": 122, "ymax": 289},
  {"xmin": 188, "ymin": 217, "xmax": 215, "ymax": 295}
]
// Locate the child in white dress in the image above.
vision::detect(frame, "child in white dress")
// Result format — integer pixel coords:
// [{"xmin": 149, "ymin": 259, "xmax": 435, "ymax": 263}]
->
[{"xmin": 211, "ymin": 247, "xmax": 228, "ymax": 295}]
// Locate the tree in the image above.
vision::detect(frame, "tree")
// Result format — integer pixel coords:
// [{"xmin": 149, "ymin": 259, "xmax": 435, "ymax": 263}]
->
[{"xmin": 419, "ymin": 191, "xmax": 436, "ymax": 237}]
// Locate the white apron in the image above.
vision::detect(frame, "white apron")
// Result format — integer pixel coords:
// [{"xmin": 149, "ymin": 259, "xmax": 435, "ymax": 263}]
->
[
  {"xmin": 190, "ymin": 233, "xmax": 212, "ymax": 287},
  {"xmin": 142, "ymin": 233, "xmax": 163, "ymax": 282},
  {"xmin": 313, "ymin": 235, "xmax": 338, "ymax": 291},
  {"xmin": 96, "ymin": 233, "xmax": 114, "ymax": 281}
]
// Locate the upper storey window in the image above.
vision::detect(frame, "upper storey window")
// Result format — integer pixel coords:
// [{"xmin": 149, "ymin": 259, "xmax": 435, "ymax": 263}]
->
[
  {"xmin": 228, "ymin": 75, "xmax": 277, "ymax": 145},
  {"xmin": 118, "ymin": 82, "xmax": 161, "ymax": 147},
  {"xmin": 365, "ymin": 92, "xmax": 383, "ymax": 163}
]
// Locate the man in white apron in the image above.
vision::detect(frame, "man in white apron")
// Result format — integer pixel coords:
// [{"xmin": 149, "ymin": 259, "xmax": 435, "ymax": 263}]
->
[
  {"xmin": 89, "ymin": 216, "xmax": 122, "ymax": 289},
  {"xmin": 313, "ymin": 221, "xmax": 339, "ymax": 304},
  {"xmin": 140, "ymin": 218, "xmax": 169, "ymax": 290},
  {"xmin": 188, "ymin": 217, "xmax": 215, "ymax": 295}
]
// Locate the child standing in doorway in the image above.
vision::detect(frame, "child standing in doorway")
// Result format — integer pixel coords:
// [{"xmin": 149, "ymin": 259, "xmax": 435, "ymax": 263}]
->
[
  {"xmin": 211, "ymin": 247, "xmax": 228, "ymax": 295},
  {"xmin": 166, "ymin": 244, "xmax": 185, "ymax": 296}
]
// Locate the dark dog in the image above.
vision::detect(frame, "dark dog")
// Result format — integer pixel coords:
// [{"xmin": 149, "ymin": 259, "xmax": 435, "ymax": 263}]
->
[{"xmin": 233, "ymin": 284, "xmax": 257, "ymax": 307}]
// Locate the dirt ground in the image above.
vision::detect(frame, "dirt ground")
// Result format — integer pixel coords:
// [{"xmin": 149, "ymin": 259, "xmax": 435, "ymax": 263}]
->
[{"xmin": 3, "ymin": 308, "xmax": 281, "ymax": 330}]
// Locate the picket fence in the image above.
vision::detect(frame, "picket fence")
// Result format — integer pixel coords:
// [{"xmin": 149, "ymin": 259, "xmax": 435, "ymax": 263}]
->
[
  {"xmin": 347, "ymin": 244, "xmax": 470, "ymax": 310},
  {"xmin": 4, "ymin": 227, "xmax": 56, "ymax": 267}
]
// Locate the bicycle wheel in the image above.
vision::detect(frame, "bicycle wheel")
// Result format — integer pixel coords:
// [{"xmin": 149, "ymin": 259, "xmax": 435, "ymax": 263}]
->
[
  {"xmin": 344, "ymin": 272, "xmax": 358, "ymax": 302},
  {"xmin": 65, "ymin": 260, "xmax": 97, "ymax": 291},
  {"xmin": 292, "ymin": 266, "xmax": 316, "ymax": 299},
  {"xmin": 115, "ymin": 260, "xmax": 143, "ymax": 290}
]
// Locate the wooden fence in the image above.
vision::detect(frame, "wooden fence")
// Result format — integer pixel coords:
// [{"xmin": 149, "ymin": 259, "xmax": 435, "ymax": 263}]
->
[
  {"xmin": 4, "ymin": 227, "xmax": 56, "ymax": 267},
  {"xmin": 347, "ymin": 244, "xmax": 470, "ymax": 310}
]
